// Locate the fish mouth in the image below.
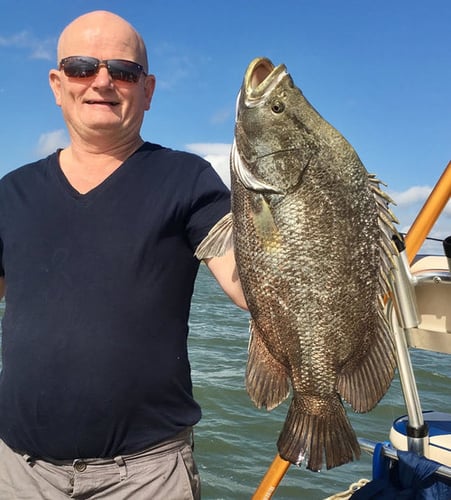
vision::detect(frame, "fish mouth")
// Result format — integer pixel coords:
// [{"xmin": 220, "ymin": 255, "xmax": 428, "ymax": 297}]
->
[{"xmin": 243, "ymin": 57, "xmax": 287, "ymax": 105}]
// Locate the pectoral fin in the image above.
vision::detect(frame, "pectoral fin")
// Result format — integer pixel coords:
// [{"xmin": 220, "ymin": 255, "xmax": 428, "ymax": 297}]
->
[{"xmin": 252, "ymin": 195, "xmax": 282, "ymax": 252}]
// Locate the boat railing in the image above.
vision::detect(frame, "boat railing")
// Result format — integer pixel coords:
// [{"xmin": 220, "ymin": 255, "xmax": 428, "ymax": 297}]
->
[
  {"xmin": 359, "ymin": 438, "xmax": 451, "ymax": 481},
  {"xmin": 387, "ymin": 238, "xmax": 428, "ymax": 453}
]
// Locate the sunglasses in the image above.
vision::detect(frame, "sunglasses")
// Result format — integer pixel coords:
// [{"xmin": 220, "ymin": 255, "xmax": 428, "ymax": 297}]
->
[{"xmin": 59, "ymin": 56, "xmax": 147, "ymax": 83}]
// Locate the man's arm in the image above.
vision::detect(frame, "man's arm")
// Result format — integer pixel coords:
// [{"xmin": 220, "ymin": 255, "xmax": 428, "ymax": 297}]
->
[{"xmin": 204, "ymin": 248, "xmax": 248, "ymax": 310}]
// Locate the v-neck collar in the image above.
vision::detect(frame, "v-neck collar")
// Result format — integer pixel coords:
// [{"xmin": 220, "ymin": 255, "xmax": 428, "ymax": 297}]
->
[{"xmin": 52, "ymin": 143, "xmax": 148, "ymax": 202}]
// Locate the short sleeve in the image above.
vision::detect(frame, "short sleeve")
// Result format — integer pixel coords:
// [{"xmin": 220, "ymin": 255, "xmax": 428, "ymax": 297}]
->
[{"xmin": 185, "ymin": 164, "xmax": 230, "ymax": 250}]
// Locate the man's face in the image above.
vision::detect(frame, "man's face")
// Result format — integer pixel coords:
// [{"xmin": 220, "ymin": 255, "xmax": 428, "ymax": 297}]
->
[{"xmin": 49, "ymin": 21, "xmax": 155, "ymax": 145}]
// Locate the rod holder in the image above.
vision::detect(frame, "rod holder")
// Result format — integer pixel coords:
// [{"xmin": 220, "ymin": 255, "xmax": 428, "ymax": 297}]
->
[
  {"xmin": 389, "ymin": 235, "xmax": 426, "ymax": 453},
  {"xmin": 391, "ymin": 236, "xmax": 420, "ymax": 329}
]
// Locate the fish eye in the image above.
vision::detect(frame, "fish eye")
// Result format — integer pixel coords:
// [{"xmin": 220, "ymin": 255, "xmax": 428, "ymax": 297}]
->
[{"xmin": 271, "ymin": 101, "xmax": 285, "ymax": 114}]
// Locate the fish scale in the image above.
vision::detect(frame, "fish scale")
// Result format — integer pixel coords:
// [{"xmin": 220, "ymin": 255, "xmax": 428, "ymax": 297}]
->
[{"xmin": 196, "ymin": 56, "xmax": 398, "ymax": 472}]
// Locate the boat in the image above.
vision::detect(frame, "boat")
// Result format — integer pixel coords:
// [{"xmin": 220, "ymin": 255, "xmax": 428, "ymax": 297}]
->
[{"xmin": 251, "ymin": 161, "xmax": 451, "ymax": 499}]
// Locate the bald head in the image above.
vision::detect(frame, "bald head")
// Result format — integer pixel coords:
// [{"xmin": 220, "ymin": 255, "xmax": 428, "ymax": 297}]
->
[{"xmin": 57, "ymin": 10, "xmax": 148, "ymax": 72}]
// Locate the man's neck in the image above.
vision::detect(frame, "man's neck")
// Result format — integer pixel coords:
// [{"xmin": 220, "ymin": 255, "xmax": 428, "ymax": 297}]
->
[{"xmin": 58, "ymin": 137, "xmax": 144, "ymax": 194}]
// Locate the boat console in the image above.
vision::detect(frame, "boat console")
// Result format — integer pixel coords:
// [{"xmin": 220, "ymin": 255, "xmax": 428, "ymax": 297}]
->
[{"xmin": 388, "ymin": 255, "xmax": 451, "ymax": 466}]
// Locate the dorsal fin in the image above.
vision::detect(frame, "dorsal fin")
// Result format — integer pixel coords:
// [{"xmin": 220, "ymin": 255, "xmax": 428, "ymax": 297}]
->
[{"xmin": 336, "ymin": 174, "xmax": 400, "ymax": 411}]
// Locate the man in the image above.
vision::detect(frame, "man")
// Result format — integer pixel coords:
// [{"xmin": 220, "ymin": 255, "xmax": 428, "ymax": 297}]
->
[{"xmin": 0, "ymin": 10, "xmax": 246, "ymax": 499}]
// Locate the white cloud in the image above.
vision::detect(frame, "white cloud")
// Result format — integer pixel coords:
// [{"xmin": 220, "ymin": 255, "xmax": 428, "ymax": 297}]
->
[
  {"xmin": 36, "ymin": 130, "xmax": 69, "ymax": 157},
  {"xmin": 186, "ymin": 143, "xmax": 231, "ymax": 186},
  {"xmin": 0, "ymin": 30, "xmax": 55, "ymax": 60},
  {"xmin": 389, "ymin": 186, "xmax": 432, "ymax": 206},
  {"xmin": 205, "ymin": 154, "xmax": 231, "ymax": 187},
  {"xmin": 0, "ymin": 31, "xmax": 28, "ymax": 46},
  {"xmin": 187, "ymin": 143, "xmax": 230, "ymax": 157}
]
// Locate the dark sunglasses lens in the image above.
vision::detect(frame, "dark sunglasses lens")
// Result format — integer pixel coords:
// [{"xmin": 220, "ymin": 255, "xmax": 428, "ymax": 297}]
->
[
  {"xmin": 108, "ymin": 60, "xmax": 142, "ymax": 83},
  {"xmin": 62, "ymin": 57, "xmax": 98, "ymax": 78},
  {"xmin": 60, "ymin": 57, "xmax": 143, "ymax": 82}
]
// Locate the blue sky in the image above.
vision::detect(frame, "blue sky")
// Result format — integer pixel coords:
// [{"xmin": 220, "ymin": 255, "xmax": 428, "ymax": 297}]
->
[{"xmin": 1, "ymin": 0, "xmax": 450, "ymax": 252}]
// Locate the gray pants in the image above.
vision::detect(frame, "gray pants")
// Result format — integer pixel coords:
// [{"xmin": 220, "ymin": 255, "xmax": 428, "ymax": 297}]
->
[{"xmin": 0, "ymin": 429, "xmax": 200, "ymax": 499}]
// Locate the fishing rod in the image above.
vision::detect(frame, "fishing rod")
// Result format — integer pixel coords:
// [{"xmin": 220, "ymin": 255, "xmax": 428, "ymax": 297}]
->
[
  {"xmin": 252, "ymin": 160, "xmax": 451, "ymax": 499},
  {"xmin": 404, "ymin": 160, "xmax": 451, "ymax": 264}
]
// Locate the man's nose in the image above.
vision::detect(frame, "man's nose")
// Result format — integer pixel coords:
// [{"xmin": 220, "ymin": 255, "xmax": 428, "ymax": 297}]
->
[{"xmin": 92, "ymin": 65, "xmax": 113, "ymax": 87}]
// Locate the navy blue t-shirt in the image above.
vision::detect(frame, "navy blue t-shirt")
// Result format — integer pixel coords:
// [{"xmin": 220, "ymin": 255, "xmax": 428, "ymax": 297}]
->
[{"xmin": 0, "ymin": 142, "xmax": 230, "ymax": 459}]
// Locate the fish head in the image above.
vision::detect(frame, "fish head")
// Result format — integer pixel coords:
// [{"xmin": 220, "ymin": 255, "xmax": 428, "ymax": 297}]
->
[{"xmin": 233, "ymin": 57, "xmax": 319, "ymax": 194}]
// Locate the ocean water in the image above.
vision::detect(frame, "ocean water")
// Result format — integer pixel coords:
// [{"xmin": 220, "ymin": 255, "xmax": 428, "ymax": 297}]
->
[
  {"xmin": 0, "ymin": 265, "xmax": 449, "ymax": 499},
  {"xmin": 189, "ymin": 264, "xmax": 450, "ymax": 499}
]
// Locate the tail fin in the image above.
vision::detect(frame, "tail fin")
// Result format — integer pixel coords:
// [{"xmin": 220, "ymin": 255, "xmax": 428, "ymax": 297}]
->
[{"xmin": 277, "ymin": 393, "xmax": 360, "ymax": 471}]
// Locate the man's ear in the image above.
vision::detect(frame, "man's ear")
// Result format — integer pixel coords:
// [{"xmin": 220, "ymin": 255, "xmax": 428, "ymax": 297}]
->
[
  {"xmin": 143, "ymin": 74, "xmax": 156, "ymax": 111},
  {"xmin": 49, "ymin": 69, "xmax": 63, "ymax": 107}
]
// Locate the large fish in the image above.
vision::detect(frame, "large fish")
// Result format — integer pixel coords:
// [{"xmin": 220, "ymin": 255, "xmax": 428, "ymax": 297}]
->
[{"xmin": 196, "ymin": 57, "xmax": 399, "ymax": 471}]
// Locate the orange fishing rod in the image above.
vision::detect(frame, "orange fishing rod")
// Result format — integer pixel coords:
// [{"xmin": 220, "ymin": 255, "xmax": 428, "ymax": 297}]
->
[
  {"xmin": 252, "ymin": 161, "xmax": 451, "ymax": 499},
  {"xmin": 252, "ymin": 454, "xmax": 290, "ymax": 499},
  {"xmin": 404, "ymin": 160, "xmax": 451, "ymax": 263}
]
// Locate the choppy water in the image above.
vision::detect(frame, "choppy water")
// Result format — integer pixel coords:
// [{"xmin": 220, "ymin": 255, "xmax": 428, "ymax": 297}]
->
[
  {"xmin": 0, "ymin": 265, "xmax": 449, "ymax": 499},
  {"xmin": 189, "ymin": 265, "xmax": 450, "ymax": 499}
]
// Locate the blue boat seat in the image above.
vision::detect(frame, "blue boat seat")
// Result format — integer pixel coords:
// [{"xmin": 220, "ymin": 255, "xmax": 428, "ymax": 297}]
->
[{"xmin": 390, "ymin": 410, "xmax": 451, "ymax": 467}]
